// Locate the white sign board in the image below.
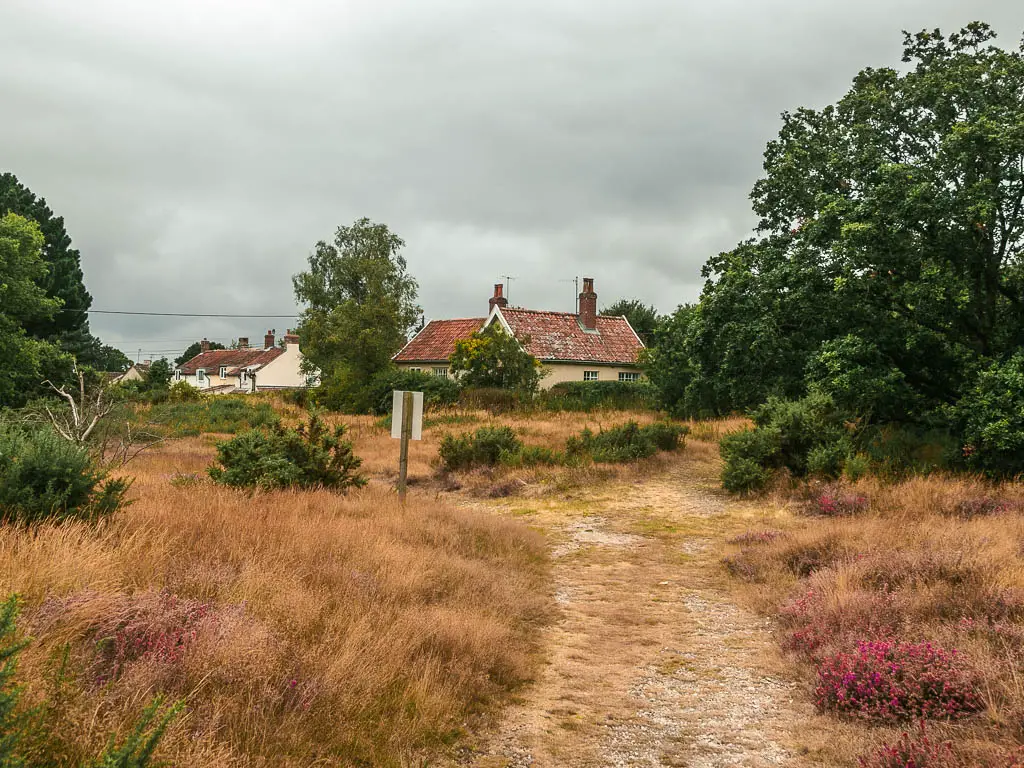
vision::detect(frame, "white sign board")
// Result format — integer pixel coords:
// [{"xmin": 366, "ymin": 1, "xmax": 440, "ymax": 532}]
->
[{"xmin": 391, "ymin": 390, "xmax": 424, "ymax": 440}]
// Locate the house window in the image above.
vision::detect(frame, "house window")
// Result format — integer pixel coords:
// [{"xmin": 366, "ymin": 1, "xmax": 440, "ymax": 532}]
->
[
  {"xmin": 173, "ymin": 370, "xmax": 181, "ymax": 382},
  {"xmin": 196, "ymin": 369, "xmax": 206, "ymax": 385},
  {"xmin": 219, "ymin": 366, "xmax": 227, "ymax": 379},
  {"xmin": 618, "ymin": 372, "xmax": 640, "ymax": 382},
  {"xmin": 432, "ymin": 367, "xmax": 448, "ymax": 378},
  {"xmin": 583, "ymin": 370, "xmax": 599, "ymax": 381},
  {"xmin": 305, "ymin": 374, "xmax": 319, "ymax": 387},
  {"xmin": 409, "ymin": 367, "xmax": 421, "ymax": 372}
]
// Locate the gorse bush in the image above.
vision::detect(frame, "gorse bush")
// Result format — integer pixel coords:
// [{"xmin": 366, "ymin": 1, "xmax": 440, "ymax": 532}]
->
[
  {"xmin": 439, "ymin": 426, "xmax": 522, "ymax": 471},
  {"xmin": 0, "ymin": 595, "xmax": 182, "ymax": 768},
  {"xmin": 814, "ymin": 640, "xmax": 983, "ymax": 722},
  {"xmin": 0, "ymin": 425, "xmax": 131, "ymax": 525},
  {"xmin": 145, "ymin": 397, "xmax": 279, "ymax": 437},
  {"xmin": 208, "ymin": 412, "xmax": 366, "ymax": 491},
  {"xmin": 566, "ymin": 421, "xmax": 687, "ymax": 463}
]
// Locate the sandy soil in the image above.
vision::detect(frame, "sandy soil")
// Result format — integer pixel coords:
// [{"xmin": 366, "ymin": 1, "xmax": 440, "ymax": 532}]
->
[{"xmin": 444, "ymin": 449, "xmax": 815, "ymax": 767}]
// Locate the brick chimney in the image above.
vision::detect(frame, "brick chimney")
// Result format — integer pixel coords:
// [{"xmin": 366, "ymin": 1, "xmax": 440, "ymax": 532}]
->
[
  {"xmin": 283, "ymin": 329, "xmax": 300, "ymax": 347},
  {"xmin": 200, "ymin": 338, "xmax": 210, "ymax": 353},
  {"xmin": 264, "ymin": 329, "xmax": 275, "ymax": 349},
  {"xmin": 489, "ymin": 283, "xmax": 508, "ymax": 312},
  {"xmin": 578, "ymin": 277, "xmax": 597, "ymax": 330},
  {"xmin": 237, "ymin": 337, "xmax": 249, "ymax": 349}
]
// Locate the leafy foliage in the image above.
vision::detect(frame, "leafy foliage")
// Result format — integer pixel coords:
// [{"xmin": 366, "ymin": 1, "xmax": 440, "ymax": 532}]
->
[
  {"xmin": 438, "ymin": 427, "xmax": 522, "ymax": 471},
  {"xmin": 208, "ymin": 412, "xmax": 366, "ymax": 491},
  {"xmin": 0, "ymin": 425, "xmax": 131, "ymax": 525},
  {"xmin": 601, "ymin": 299, "xmax": 660, "ymax": 343},
  {"xmin": 293, "ymin": 218, "xmax": 420, "ymax": 413},
  {"xmin": 956, "ymin": 352, "xmax": 1024, "ymax": 477},
  {"xmin": 0, "ymin": 213, "xmax": 72, "ymax": 409},
  {"xmin": 145, "ymin": 397, "xmax": 279, "ymax": 437},
  {"xmin": 448, "ymin": 324, "xmax": 544, "ymax": 394},
  {"xmin": 539, "ymin": 381, "xmax": 657, "ymax": 412},
  {"xmin": 174, "ymin": 341, "xmax": 224, "ymax": 366},
  {"xmin": 566, "ymin": 421, "xmax": 687, "ymax": 463},
  {"xmin": 362, "ymin": 367, "xmax": 460, "ymax": 416}
]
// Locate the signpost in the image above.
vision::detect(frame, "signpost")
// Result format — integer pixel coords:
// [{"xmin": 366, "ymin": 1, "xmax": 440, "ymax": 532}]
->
[{"xmin": 392, "ymin": 390, "xmax": 424, "ymax": 503}]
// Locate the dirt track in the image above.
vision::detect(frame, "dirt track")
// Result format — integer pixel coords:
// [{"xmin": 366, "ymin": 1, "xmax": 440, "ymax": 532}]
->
[{"xmin": 447, "ymin": 451, "xmax": 815, "ymax": 767}]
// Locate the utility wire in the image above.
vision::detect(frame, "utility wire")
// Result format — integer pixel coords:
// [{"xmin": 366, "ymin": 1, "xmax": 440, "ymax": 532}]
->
[{"xmin": 58, "ymin": 309, "xmax": 299, "ymax": 318}]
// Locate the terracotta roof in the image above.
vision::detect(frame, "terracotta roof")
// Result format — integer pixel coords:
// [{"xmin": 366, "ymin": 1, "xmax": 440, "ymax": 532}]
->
[
  {"xmin": 177, "ymin": 347, "xmax": 284, "ymax": 375},
  {"xmin": 393, "ymin": 310, "xmax": 643, "ymax": 366},
  {"xmin": 501, "ymin": 309, "xmax": 643, "ymax": 365},
  {"xmin": 393, "ymin": 318, "xmax": 485, "ymax": 362}
]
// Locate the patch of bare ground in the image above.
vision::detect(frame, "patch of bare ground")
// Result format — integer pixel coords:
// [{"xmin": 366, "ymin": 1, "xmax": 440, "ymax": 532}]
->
[{"xmin": 446, "ymin": 444, "xmax": 813, "ymax": 768}]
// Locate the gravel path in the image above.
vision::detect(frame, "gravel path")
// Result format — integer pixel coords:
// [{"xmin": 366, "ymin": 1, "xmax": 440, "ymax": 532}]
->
[{"xmin": 447, "ymin": 458, "xmax": 811, "ymax": 767}]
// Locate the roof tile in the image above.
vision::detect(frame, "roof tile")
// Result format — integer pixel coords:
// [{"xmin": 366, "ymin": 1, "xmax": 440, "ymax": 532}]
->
[{"xmin": 178, "ymin": 347, "xmax": 284, "ymax": 375}]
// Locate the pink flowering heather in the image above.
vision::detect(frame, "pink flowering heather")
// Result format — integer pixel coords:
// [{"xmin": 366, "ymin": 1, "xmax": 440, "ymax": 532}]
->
[
  {"xmin": 814, "ymin": 484, "xmax": 870, "ymax": 516},
  {"xmin": 953, "ymin": 496, "xmax": 1013, "ymax": 519},
  {"xmin": 857, "ymin": 726, "xmax": 958, "ymax": 768},
  {"xmin": 815, "ymin": 641, "xmax": 983, "ymax": 722},
  {"xmin": 93, "ymin": 592, "xmax": 214, "ymax": 685}
]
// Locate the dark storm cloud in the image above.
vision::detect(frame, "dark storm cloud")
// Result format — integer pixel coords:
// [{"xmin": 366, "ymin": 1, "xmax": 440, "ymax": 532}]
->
[{"xmin": 1, "ymin": 0, "xmax": 1020, "ymax": 358}]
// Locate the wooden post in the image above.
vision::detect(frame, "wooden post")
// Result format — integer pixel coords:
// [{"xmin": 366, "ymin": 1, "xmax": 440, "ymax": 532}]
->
[{"xmin": 397, "ymin": 390, "xmax": 414, "ymax": 503}]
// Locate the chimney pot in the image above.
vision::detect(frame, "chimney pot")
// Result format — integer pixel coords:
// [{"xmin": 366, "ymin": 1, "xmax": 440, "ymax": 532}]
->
[
  {"xmin": 578, "ymin": 277, "xmax": 597, "ymax": 330},
  {"xmin": 283, "ymin": 330, "xmax": 300, "ymax": 347},
  {"xmin": 143, "ymin": 359, "xmax": 151, "ymax": 366},
  {"xmin": 264, "ymin": 330, "xmax": 275, "ymax": 349},
  {"xmin": 200, "ymin": 338, "xmax": 210, "ymax": 353},
  {"xmin": 237, "ymin": 337, "xmax": 248, "ymax": 349},
  {"xmin": 489, "ymin": 283, "xmax": 509, "ymax": 313}
]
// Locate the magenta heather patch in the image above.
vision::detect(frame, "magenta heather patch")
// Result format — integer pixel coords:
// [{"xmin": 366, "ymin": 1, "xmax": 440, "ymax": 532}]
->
[
  {"xmin": 812, "ymin": 484, "xmax": 869, "ymax": 516},
  {"xmin": 815, "ymin": 641, "xmax": 983, "ymax": 722},
  {"xmin": 857, "ymin": 726, "xmax": 958, "ymax": 768}
]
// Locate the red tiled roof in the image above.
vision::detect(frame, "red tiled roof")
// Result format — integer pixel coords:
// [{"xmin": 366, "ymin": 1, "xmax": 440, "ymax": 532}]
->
[
  {"xmin": 501, "ymin": 309, "xmax": 643, "ymax": 365},
  {"xmin": 177, "ymin": 347, "xmax": 284, "ymax": 375},
  {"xmin": 393, "ymin": 318, "xmax": 485, "ymax": 362},
  {"xmin": 392, "ymin": 310, "xmax": 644, "ymax": 365}
]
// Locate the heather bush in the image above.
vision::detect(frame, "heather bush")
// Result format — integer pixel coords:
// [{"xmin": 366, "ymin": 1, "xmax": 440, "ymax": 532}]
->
[
  {"xmin": 0, "ymin": 424, "xmax": 131, "ymax": 525},
  {"xmin": 565, "ymin": 421, "xmax": 686, "ymax": 463},
  {"xmin": 728, "ymin": 529, "xmax": 785, "ymax": 545},
  {"xmin": 809, "ymin": 484, "xmax": 870, "ymax": 516},
  {"xmin": 439, "ymin": 426, "xmax": 522, "ymax": 471},
  {"xmin": 857, "ymin": 727, "xmax": 959, "ymax": 768},
  {"xmin": 951, "ymin": 496, "xmax": 1013, "ymax": 519},
  {"xmin": 208, "ymin": 412, "xmax": 365, "ymax": 491},
  {"xmin": 815, "ymin": 640, "xmax": 983, "ymax": 722}
]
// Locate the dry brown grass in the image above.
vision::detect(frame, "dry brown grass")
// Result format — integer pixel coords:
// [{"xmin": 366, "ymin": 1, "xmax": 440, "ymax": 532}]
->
[
  {"xmin": 1, "ymin": 436, "xmax": 550, "ymax": 767},
  {"xmin": 725, "ymin": 473, "xmax": 1024, "ymax": 765}
]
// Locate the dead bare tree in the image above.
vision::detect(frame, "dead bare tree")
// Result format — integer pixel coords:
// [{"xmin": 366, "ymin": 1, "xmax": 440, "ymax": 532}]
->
[{"xmin": 41, "ymin": 365, "xmax": 163, "ymax": 467}]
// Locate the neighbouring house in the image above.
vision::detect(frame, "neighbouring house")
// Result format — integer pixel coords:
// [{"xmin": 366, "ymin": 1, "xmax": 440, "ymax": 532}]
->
[
  {"xmin": 393, "ymin": 278, "xmax": 645, "ymax": 387},
  {"xmin": 112, "ymin": 360, "xmax": 151, "ymax": 384},
  {"xmin": 174, "ymin": 330, "xmax": 318, "ymax": 394}
]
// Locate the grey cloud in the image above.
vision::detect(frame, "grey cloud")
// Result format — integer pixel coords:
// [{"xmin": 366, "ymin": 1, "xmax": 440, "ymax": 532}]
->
[{"xmin": 1, "ymin": 0, "xmax": 1020, "ymax": 360}]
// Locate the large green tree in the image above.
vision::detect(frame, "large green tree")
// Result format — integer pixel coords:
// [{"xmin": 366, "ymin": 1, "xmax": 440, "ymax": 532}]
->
[
  {"xmin": 656, "ymin": 22, "xmax": 1024, "ymax": 422},
  {"xmin": 293, "ymin": 218, "xmax": 420, "ymax": 412},
  {"xmin": 448, "ymin": 324, "xmax": 544, "ymax": 393},
  {"xmin": 0, "ymin": 213, "xmax": 71, "ymax": 407},
  {"xmin": 0, "ymin": 173, "xmax": 100, "ymax": 363},
  {"xmin": 601, "ymin": 298, "xmax": 661, "ymax": 343}
]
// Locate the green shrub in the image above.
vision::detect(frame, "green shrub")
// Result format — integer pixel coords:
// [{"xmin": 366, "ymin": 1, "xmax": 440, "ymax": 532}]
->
[
  {"xmin": 719, "ymin": 427, "xmax": 781, "ymax": 493},
  {"xmin": 0, "ymin": 426, "xmax": 131, "ymax": 525},
  {"xmin": 208, "ymin": 412, "xmax": 366, "ymax": 491},
  {"xmin": 955, "ymin": 353, "xmax": 1024, "ymax": 478},
  {"xmin": 750, "ymin": 393, "xmax": 847, "ymax": 476},
  {"xmin": 538, "ymin": 381, "xmax": 657, "ymax": 412},
  {"xmin": 365, "ymin": 368, "xmax": 461, "ymax": 416},
  {"xmin": 439, "ymin": 426, "xmax": 522, "ymax": 471},
  {"xmin": 167, "ymin": 381, "xmax": 201, "ymax": 402},
  {"xmin": 566, "ymin": 421, "xmax": 687, "ymax": 463},
  {"xmin": 146, "ymin": 397, "xmax": 279, "ymax": 437},
  {"xmin": 843, "ymin": 453, "xmax": 871, "ymax": 482},
  {"xmin": 807, "ymin": 441, "xmax": 850, "ymax": 479}
]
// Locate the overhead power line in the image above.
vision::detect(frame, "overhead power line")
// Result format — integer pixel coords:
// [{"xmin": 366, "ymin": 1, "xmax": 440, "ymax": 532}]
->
[{"xmin": 57, "ymin": 309, "xmax": 299, "ymax": 318}]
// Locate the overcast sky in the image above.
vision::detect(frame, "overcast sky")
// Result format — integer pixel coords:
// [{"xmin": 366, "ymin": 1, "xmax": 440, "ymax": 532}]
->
[{"xmin": 1, "ymin": 1, "xmax": 1019, "ymax": 361}]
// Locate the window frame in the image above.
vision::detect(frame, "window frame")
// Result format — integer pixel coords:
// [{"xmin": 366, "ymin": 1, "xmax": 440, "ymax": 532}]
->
[
  {"xmin": 219, "ymin": 366, "xmax": 227, "ymax": 379},
  {"xmin": 432, "ymin": 366, "xmax": 449, "ymax": 378},
  {"xmin": 173, "ymin": 369, "xmax": 181, "ymax": 382},
  {"xmin": 618, "ymin": 372, "xmax": 640, "ymax": 382},
  {"xmin": 583, "ymin": 370, "xmax": 599, "ymax": 381},
  {"xmin": 196, "ymin": 368, "xmax": 207, "ymax": 385}
]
